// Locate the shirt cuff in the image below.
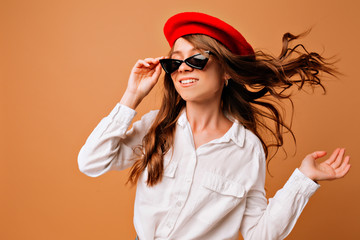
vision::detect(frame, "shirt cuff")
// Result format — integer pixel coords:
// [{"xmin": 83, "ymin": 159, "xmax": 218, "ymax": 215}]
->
[
  {"xmin": 108, "ymin": 103, "xmax": 137, "ymax": 124},
  {"xmin": 282, "ymin": 168, "xmax": 320, "ymax": 198}
]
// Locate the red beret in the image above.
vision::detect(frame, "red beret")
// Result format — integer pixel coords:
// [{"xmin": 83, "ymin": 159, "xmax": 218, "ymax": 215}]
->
[{"xmin": 163, "ymin": 12, "xmax": 254, "ymax": 56}]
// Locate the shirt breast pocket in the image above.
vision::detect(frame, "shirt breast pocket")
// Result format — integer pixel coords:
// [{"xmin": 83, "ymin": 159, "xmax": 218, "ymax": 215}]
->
[{"xmin": 193, "ymin": 171, "xmax": 246, "ymax": 225}]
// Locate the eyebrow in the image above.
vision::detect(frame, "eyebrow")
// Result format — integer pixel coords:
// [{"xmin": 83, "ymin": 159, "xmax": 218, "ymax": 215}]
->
[{"xmin": 171, "ymin": 48, "xmax": 198, "ymax": 58}]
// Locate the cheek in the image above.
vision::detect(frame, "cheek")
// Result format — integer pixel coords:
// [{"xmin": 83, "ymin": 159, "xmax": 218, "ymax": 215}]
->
[
  {"xmin": 206, "ymin": 70, "xmax": 225, "ymax": 88},
  {"xmin": 170, "ymin": 73, "xmax": 178, "ymax": 82},
  {"xmin": 204, "ymin": 62, "xmax": 225, "ymax": 84},
  {"xmin": 171, "ymin": 78, "xmax": 183, "ymax": 95}
]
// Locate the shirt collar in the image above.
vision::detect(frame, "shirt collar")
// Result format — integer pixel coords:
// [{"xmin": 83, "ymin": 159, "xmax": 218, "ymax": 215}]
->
[
  {"xmin": 176, "ymin": 108, "xmax": 245, "ymax": 147},
  {"xmin": 224, "ymin": 120, "xmax": 245, "ymax": 147},
  {"xmin": 177, "ymin": 108, "xmax": 188, "ymax": 128}
]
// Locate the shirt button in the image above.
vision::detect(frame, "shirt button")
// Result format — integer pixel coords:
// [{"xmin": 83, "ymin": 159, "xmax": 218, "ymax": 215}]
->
[
  {"xmin": 176, "ymin": 201, "xmax": 182, "ymax": 207},
  {"xmin": 186, "ymin": 178, "xmax": 191, "ymax": 183},
  {"xmin": 167, "ymin": 223, "xmax": 172, "ymax": 228}
]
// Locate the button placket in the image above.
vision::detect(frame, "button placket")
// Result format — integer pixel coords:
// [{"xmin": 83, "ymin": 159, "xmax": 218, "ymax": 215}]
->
[{"xmin": 162, "ymin": 149, "xmax": 197, "ymax": 237}]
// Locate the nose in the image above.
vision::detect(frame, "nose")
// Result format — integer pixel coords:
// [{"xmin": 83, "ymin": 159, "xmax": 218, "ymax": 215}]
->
[{"xmin": 177, "ymin": 61, "xmax": 193, "ymax": 73}]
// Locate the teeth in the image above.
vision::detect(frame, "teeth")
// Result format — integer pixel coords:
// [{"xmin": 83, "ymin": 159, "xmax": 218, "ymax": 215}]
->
[{"xmin": 180, "ymin": 79, "xmax": 197, "ymax": 84}]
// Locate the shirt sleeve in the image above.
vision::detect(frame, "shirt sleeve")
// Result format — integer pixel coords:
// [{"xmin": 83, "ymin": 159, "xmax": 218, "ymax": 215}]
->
[
  {"xmin": 77, "ymin": 103, "xmax": 158, "ymax": 177},
  {"xmin": 240, "ymin": 150, "xmax": 320, "ymax": 240}
]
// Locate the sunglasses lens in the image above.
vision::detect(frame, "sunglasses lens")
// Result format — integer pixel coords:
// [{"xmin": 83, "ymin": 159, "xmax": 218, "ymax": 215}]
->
[
  {"xmin": 160, "ymin": 51, "xmax": 211, "ymax": 74},
  {"xmin": 186, "ymin": 53, "xmax": 209, "ymax": 69},
  {"xmin": 160, "ymin": 59, "xmax": 181, "ymax": 74}
]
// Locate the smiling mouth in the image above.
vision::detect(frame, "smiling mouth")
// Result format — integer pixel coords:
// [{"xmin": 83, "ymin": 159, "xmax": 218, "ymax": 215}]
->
[{"xmin": 180, "ymin": 79, "xmax": 198, "ymax": 84}]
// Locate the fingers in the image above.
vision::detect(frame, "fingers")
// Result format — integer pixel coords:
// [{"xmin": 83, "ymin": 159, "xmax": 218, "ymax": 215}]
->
[
  {"xmin": 135, "ymin": 59, "xmax": 151, "ymax": 68},
  {"xmin": 326, "ymin": 148, "xmax": 351, "ymax": 179},
  {"xmin": 144, "ymin": 57, "xmax": 161, "ymax": 65},
  {"xmin": 324, "ymin": 148, "xmax": 341, "ymax": 165},
  {"xmin": 302, "ymin": 148, "xmax": 351, "ymax": 182},
  {"xmin": 154, "ymin": 61, "xmax": 162, "ymax": 75},
  {"xmin": 335, "ymin": 155, "xmax": 351, "ymax": 178},
  {"xmin": 134, "ymin": 57, "xmax": 164, "ymax": 69},
  {"xmin": 310, "ymin": 151, "xmax": 327, "ymax": 160},
  {"xmin": 331, "ymin": 148, "xmax": 345, "ymax": 168}
]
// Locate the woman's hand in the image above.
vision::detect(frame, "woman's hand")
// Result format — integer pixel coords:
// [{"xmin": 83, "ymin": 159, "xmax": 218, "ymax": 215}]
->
[
  {"xmin": 120, "ymin": 57, "xmax": 164, "ymax": 109},
  {"xmin": 299, "ymin": 148, "xmax": 351, "ymax": 182}
]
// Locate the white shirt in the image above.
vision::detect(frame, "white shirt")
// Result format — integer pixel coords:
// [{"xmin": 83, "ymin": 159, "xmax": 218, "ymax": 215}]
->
[{"xmin": 78, "ymin": 103, "xmax": 320, "ymax": 240}]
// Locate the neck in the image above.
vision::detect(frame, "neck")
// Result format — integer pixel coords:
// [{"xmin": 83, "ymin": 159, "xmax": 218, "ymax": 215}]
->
[{"xmin": 185, "ymin": 97, "xmax": 228, "ymax": 133}]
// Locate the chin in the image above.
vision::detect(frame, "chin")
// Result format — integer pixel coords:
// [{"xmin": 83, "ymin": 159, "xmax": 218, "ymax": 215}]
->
[
  {"xmin": 179, "ymin": 93, "xmax": 211, "ymax": 104},
  {"xmin": 178, "ymin": 94, "xmax": 196, "ymax": 103}
]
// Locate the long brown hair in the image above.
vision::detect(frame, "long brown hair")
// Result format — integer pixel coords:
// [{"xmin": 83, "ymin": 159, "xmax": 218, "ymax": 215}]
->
[{"xmin": 128, "ymin": 32, "xmax": 337, "ymax": 186}]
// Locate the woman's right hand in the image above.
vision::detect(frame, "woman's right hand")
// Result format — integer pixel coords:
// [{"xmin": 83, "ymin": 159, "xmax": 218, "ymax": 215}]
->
[{"xmin": 120, "ymin": 57, "xmax": 164, "ymax": 109}]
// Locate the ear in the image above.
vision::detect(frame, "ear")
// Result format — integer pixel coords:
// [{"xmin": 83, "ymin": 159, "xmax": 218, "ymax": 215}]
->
[
  {"xmin": 223, "ymin": 72, "xmax": 231, "ymax": 87},
  {"xmin": 223, "ymin": 72, "xmax": 231, "ymax": 81}
]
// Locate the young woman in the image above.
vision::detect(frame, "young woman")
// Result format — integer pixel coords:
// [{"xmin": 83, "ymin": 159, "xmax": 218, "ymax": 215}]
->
[{"xmin": 78, "ymin": 12, "xmax": 351, "ymax": 240}]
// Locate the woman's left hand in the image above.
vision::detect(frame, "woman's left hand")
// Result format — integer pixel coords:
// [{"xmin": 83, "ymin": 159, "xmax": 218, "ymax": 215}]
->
[{"xmin": 299, "ymin": 148, "xmax": 351, "ymax": 182}]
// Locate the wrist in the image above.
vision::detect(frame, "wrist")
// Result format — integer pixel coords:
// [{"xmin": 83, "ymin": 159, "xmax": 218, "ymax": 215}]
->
[
  {"xmin": 298, "ymin": 166, "xmax": 317, "ymax": 182},
  {"xmin": 120, "ymin": 90, "xmax": 142, "ymax": 110}
]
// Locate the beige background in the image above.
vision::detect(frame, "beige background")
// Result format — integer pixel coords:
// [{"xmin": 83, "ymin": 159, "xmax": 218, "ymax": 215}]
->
[{"xmin": 1, "ymin": 0, "xmax": 359, "ymax": 239}]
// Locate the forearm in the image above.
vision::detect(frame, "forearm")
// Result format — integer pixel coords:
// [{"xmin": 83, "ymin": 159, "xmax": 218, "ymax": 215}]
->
[
  {"xmin": 120, "ymin": 90, "xmax": 144, "ymax": 110},
  {"xmin": 241, "ymin": 169, "xmax": 319, "ymax": 240},
  {"xmin": 77, "ymin": 104, "xmax": 138, "ymax": 176}
]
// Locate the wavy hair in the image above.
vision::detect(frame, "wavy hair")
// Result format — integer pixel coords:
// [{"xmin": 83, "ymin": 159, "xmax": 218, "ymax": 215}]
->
[{"xmin": 128, "ymin": 32, "xmax": 338, "ymax": 186}]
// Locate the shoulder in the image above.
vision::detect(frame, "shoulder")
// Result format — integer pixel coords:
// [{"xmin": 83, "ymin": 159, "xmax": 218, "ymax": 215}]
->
[
  {"xmin": 227, "ymin": 117, "xmax": 263, "ymax": 155},
  {"xmin": 233, "ymin": 121, "xmax": 264, "ymax": 154},
  {"xmin": 241, "ymin": 127, "xmax": 266, "ymax": 162},
  {"xmin": 243, "ymin": 128, "xmax": 263, "ymax": 150}
]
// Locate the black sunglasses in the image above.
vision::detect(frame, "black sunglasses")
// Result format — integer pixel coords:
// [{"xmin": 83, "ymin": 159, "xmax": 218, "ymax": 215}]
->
[{"xmin": 159, "ymin": 51, "xmax": 211, "ymax": 74}]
